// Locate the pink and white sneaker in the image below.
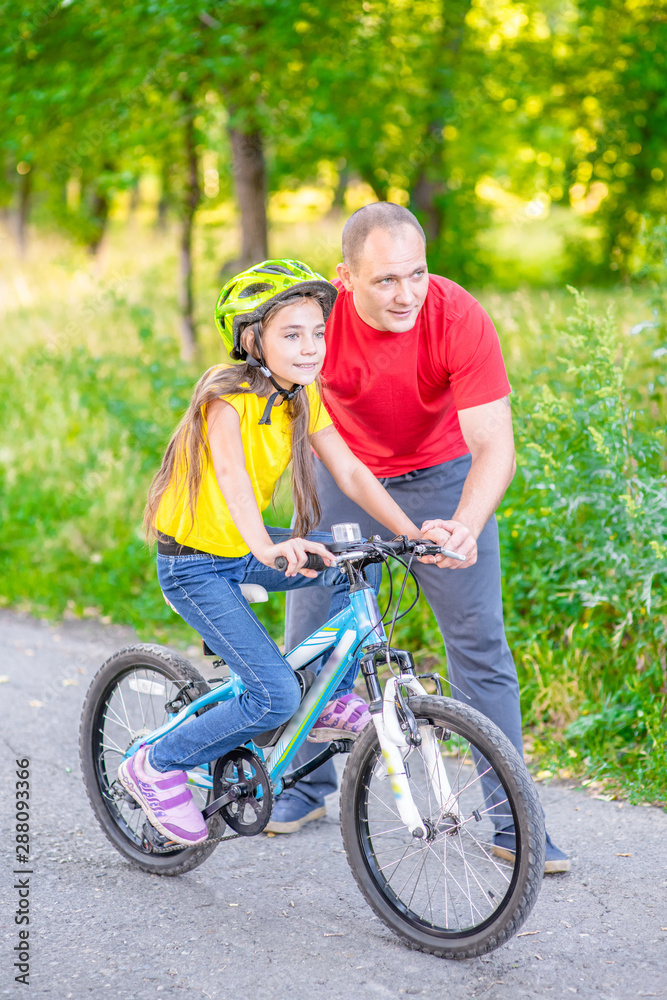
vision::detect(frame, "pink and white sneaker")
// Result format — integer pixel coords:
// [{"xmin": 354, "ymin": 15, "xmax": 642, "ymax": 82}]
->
[
  {"xmin": 307, "ymin": 693, "xmax": 372, "ymax": 742},
  {"xmin": 117, "ymin": 745, "xmax": 208, "ymax": 847}
]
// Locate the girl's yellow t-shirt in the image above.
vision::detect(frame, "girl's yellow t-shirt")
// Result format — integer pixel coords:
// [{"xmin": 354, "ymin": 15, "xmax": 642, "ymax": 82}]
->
[{"xmin": 155, "ymin": 382, "xmax": 332, "ymax": 557}]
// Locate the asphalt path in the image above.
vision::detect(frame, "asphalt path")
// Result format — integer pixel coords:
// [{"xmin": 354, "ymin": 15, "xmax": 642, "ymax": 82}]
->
[{"xmin": 0, "ymin": 609, "xmax": 665, "ymax": 1000}]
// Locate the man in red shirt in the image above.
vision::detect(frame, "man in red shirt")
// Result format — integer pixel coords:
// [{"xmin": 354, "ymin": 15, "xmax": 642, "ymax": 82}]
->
[{"xmin": 266, "ymin": 203, "xmax": 569, "ymax": 873}]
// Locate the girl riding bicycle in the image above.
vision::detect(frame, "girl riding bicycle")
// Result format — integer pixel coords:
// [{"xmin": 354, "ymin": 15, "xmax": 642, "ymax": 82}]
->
[{"xmin": 119, "ymin": 259, "xmax": 446, "ymax": 847}]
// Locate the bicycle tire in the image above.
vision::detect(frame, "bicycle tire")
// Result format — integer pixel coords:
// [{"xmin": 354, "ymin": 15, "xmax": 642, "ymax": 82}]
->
[
  {"xmin": 340, "ymin": 695, "xmax": 545, "ymax": 958},
  {"xmin": 79, "ymin": 643, "xmax": 225, "ymax": 876}
]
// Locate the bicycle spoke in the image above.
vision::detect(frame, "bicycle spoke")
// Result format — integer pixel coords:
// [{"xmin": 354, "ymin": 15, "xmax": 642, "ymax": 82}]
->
[
  {"xmin": 395, "ymin": 844, "xmax": 431, "ymax": 905},
  {"xmin": 115, "ymin": 682, "xmax": 134, "ymax": 735},
  {"xmin": 453, "ymin": 835, "xmax": 511, "ymax": 895},
  {"xmin": 423, "ymin": 837, "xmax": 488, "ymax": 926},
  {"xmin": 419, "ymin": 844, "xmax": 435, "ymax": 927},
  {"xmin": 349, "ymin": 705, "xmax": 537, "ymax": 940},
  {"xmin": 98, "ymin": 732, "xmax": 126, "ymax": 755},
  {"xmin": 363, "ymin": 823, "xmax": 410, "ymax": 838},
  {"xmin": 419, "ymin": 847, "xmax": 445, "ymax": 925},
  {"xmin": 101, "ymin": 700, "xmax": 131, "ymax": 733},
  {"xmin": 366, "ymin": 782, "xmax": 403, "ymax": 821}
]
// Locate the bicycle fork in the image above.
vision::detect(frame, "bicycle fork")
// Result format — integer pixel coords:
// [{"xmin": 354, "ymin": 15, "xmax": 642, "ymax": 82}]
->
[{"xmin": 372, "ymin": 674, "xmax": 461, "ymax": 839}]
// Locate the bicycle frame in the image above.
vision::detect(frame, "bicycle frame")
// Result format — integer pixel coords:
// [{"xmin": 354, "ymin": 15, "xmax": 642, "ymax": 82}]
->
[
  {"xmin": 125, "ymin": 584, "xmax": 384, "ymax": 784},
  {"xmin": 123, "ymin": 575, "xmax": 457, "ymax": 832}
]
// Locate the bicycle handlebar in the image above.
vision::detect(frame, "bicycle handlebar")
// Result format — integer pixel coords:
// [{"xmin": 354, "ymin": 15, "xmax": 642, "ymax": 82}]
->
[{"xmin": 274, "ymin": 537, "xmax": 466, "ymax": 573}]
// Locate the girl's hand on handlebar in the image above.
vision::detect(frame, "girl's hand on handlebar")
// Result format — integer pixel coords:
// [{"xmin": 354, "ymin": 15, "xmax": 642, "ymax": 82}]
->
[
  {"xmin": 420, "ymin": 519, "xmax": 478, "ymax": 569},
  {"xmin": 259, "ymin": 538, "xmax": 336, "ymax": 578}
]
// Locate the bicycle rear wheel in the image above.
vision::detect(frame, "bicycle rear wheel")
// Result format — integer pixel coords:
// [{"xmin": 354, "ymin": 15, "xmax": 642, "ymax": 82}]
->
[
  {"xmin": 79, "ymin": 644, "xmax": 225, "ymax": 875},
  {"xmin": 340, "ymin": 696, "xmax": 545, "ymax": 958}
]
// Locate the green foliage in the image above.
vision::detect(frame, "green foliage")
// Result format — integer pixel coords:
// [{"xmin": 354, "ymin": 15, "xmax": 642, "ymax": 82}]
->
[
  {"xmin": 0, "ymin": 326, "xmax": 193, "ymax": 636},
  {"xmin": 500, "ymin": 290, "xmax": 666, "ymax": 801},
  {"xmin": 630, "ymin": 218, "xmax": 667, "ymax": 408},
  {"xmin": 2, "ymin": 0, "xmax": 667, "ymax": 282},
  {"xmin": 561, "ymin": 0, "xmax": 667, "ymax": 277}
]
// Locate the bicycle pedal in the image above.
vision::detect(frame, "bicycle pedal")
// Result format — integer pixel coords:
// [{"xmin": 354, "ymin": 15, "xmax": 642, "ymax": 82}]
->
[{"xmin": 142, "ymin": 821, "xmax": 174, "ymax": 850}]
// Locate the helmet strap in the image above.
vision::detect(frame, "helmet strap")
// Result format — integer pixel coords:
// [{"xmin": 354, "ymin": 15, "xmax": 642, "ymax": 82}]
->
[
  {"xmin": 245, "ymin": 322, "xmax": 272, "ymax": 377},
  {"xmin": 257, "ymin": 383, "xmax": 304, "ymax": 426},
  {"xmin": 244, "ymin": 323, "xmax": 304, "ymax": 426}
]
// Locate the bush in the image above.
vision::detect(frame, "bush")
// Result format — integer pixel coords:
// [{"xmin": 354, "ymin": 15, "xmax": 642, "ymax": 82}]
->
[
  {"xmin": 501, "ymin": 290, "xmax": 666, "ymax": 802},
  {"xmin": 0, "ymin": 328, "xmax": 193, "ymax": 636}
]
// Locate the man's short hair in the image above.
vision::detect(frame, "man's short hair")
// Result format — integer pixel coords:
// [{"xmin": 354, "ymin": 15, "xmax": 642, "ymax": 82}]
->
[{"xmin": 342, "ymin": 203, "xmax": 426, "ymax": 272}]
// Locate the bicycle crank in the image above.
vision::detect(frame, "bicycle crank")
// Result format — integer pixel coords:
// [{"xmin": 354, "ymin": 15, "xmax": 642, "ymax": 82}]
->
[{"xmin": 210, "ymin": 748, "xmax": 273, "ymax": 836}]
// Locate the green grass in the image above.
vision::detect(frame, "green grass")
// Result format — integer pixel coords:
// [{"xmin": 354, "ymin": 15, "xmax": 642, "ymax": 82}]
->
[{"xmin": 1, "ymin": 221, "xmax": 665, "ymax": 805}]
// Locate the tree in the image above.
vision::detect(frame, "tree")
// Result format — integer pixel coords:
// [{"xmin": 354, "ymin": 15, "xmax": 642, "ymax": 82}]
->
[
  {"xmin": 562, "ymin": 0, "xmax": 667, "ymax": 277},
  {"xmin": 272, "ymin": 0, "xmax": 493, "ymax": 279}
]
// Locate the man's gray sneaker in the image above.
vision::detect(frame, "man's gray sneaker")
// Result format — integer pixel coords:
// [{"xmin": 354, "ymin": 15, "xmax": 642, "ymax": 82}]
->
[
  {"xmin": 264, "ymin": 795, "xmax": 326, "ymax": 834},
  {"xmin": 492, "ymin": 826, "xmax": 570, "ymax": 874}
]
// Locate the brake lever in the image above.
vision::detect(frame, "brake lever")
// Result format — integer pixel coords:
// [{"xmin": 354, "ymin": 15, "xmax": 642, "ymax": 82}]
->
[
  {"xmin": 412, "ymin": 542, "xmax": 466, "ymax": 562},
  {"xmin": 439, "ymin": 547, "xmax": 467, "ymax": 562}
]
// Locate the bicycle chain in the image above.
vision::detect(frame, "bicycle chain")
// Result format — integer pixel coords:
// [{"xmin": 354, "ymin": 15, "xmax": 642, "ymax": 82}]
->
[{"xmin": 145, "ymin": 828, "xmax": 243, "ymax": 853}]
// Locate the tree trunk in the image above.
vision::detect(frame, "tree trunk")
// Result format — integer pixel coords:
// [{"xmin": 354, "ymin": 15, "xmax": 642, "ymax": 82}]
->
[
  {"xmin": 156, "ymin": 166, "xmax": 170, "ymax": 232},
  {"xmin": 409, "ymin": 0, "xmax": 472, "ymax": 244},
  {"xmin": 227, "ymin": 124, "xmax": 268, "ymax": 270},
  {"xmin": 87, "ymin": 162, "xmax": 114, "ymax": 256},
  {"xmin": 178, "ymin": 97, "xmax": 201, "ymax": 362},
  {"xmin": 330, "ymin": 164, "xmax": 350, "ymax": 211},
  {"xmin": 128, "ymin": 178, "xmax": 140, "ymax": 224},
  {"xmin": 156, "ymin": 190, "xmax": 169, "ymax": 231},
  {"xmin": 87, "ymin": 187, "xmax": 109, "ymax": 256},
  {"xmin": 410, "ymin": 139, "xmax": 446, "ymax": 242},
  {"xmin": 360, "ymin": 166, "xmax": 389, "ymax": 203},
  {"xmin": 16, "ymin": 166, "xmax": 32, "ymax": 259}
]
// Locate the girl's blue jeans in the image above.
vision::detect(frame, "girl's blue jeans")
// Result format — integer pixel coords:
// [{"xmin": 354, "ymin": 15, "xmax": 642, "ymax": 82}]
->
[{"xmin": 150, "ymin": 529, "xmax": 362, "ymax": 773}]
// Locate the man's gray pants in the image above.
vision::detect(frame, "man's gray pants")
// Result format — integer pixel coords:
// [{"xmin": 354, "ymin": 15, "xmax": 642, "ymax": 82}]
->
[{"xmin": 283, "ymin": 453, "xmax": 524, "ymax": 809}]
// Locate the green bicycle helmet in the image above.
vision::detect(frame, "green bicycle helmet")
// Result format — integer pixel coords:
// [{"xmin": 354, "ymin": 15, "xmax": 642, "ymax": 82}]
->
[
  {"xmin": 214, "ymin": 259, "xmax": 337, "ymax": 426},
  {"xmin": 215, "ymin": 259, "xmax": 337, "ymax": 361}
]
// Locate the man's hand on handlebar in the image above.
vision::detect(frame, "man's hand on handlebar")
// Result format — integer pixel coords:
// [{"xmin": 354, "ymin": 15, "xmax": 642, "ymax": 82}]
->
[
  {"xmin": 420, "ymin": 519, "xmax": 478, "ymax": 569},
  {"xmin": 261, "ymin": 538, "xmax": 336, "ymax": 578}
]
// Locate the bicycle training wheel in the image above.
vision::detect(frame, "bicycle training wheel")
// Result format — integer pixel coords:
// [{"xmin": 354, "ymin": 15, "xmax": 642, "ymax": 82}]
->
[
  {"xmin": 340, "ymin": 696, "xmax": 545, "ymax": 958},
  {"xmin": 79, "ymin": 644, "xmax": 225, "ymax": 875}
]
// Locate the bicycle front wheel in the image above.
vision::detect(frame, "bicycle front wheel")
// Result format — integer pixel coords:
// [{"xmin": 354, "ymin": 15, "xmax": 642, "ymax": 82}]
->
[{"xmin": 340, "ymin": 696, "xmax": 545, "ymax": 959}]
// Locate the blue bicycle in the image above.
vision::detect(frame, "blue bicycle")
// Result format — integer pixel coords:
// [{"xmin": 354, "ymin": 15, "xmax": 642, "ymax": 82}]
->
[{"xmin": 79, "ymin": 525, "xmax": 545, "ymax": 959}]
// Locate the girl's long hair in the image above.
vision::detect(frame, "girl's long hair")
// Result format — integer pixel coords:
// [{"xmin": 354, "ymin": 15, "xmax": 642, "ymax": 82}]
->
[{"xmin": 144, "ymin": 293, "xmax": 326, "ymax": 543}]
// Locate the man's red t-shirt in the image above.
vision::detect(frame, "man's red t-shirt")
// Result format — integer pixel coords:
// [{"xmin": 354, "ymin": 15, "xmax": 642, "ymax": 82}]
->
[{"xmin": 320, "ymin": 275, "xmax": 511, "ymax": 477}]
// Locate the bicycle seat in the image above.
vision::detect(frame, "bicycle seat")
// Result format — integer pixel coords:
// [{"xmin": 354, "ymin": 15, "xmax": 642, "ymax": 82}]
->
[
  {"xmin": 163, "ymin": 584, "xmax": 268, "ymax": 615},
  {"xmin": 239, "ymin": 584, "xmax": 268, "ymax": 604}
]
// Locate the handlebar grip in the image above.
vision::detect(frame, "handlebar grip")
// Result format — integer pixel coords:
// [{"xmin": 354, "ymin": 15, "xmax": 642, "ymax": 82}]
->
[{"xmin": 275, "ymin": 553, "xmax": 327, "ymax": 572}]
